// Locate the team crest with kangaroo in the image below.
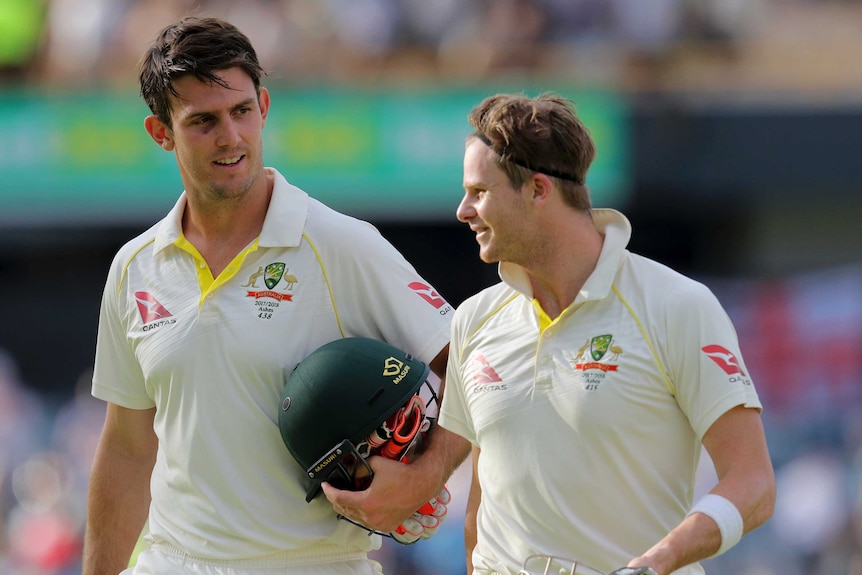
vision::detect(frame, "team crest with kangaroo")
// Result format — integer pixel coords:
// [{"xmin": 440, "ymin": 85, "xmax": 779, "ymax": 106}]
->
[
  {"xmin": 590, "ymin": 334, "xmax": 613, "ymax": 361},
  {"xmin": 572, "ymin": 334, "xmax": 622, "ymax": 389},
  {"xmin": 244, "ymin": 262, "xmax": 299, "ymax": 319},
  {"xmin": 264, "ymin": 263, "xmax": 286, "ymax": 289}
]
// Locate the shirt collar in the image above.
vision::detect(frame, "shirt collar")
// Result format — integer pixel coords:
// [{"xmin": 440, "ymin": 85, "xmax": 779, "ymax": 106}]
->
[
  {"xmin": 258, "ymin": 168, "xmax": 308, "ymax": 248},
  {"xmin": 152, "ymin": 168, "xmax": 308, "ymax": 254},
  {"xmin": 499, "ymin": 208, "xmax": 632, "ymax": 303}
]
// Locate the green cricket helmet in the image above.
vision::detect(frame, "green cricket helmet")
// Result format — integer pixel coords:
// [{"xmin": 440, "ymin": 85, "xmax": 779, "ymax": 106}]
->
[{"xmin": 279, "ymin": 337, "xmax": 431, "ymax": 502}]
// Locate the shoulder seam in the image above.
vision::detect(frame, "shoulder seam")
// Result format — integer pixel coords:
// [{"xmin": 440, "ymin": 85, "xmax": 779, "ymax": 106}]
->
[
  {"xmin": 458, "ymin": 292, "xmax": 520, "ymax": 360},
  {"xmin": 611, "ymin": 284, "xmax": 675, "ymax": 396},
  {"xmin": 302, "ymin": 231, "xmax": 346, "ymax": 338},
  {"xmin": 117, "ymin": 238, "xmax": 157, "ymax": 296}
]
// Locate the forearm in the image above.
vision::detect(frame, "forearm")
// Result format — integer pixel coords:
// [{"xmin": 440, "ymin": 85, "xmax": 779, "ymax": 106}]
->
[
  {"xmin": 83, "ymin": 438, "xmax": 154, "ymax": 574},
  {"xmin": 631, "ymin": 510, "xmax": 720, "ymax": 575},
  {"xmin": 633, "ymin": 460, "xmax": 775, "ymax": 573},
  {"xmin": 412, "ymin": 424, "xmax": 471, "ymax": 501},
  {"xmin": 464, "ymin": 447, "xmax": 480, "ymax": 575}
]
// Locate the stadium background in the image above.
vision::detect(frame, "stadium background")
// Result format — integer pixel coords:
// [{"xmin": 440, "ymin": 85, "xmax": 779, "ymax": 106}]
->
[{"xmin": 1, "ymin": 0, "xmax": 861, "ymax": 573}]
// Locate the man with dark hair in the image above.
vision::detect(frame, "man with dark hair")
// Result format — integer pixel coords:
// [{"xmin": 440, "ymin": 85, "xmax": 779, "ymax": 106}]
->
[
  {"xmin": 84, "ymin": 16, "xmax": 457, "ymax": 575},
  {"xmin": 326, "ymin": 93, "xmax": 775, "ymax": 575}
]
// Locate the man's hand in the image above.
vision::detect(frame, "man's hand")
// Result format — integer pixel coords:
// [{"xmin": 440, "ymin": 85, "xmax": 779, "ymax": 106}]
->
[{"xmin": 322, "ymin": 455, "xmax": 436, "ymax": 533}]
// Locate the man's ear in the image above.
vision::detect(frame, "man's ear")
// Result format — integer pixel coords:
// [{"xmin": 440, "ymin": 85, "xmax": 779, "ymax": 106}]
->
[
  {"xmin": 259, "ymin": 87, "xmax": 271, "ymax": 126},
  {"xmin": 144, "ymin": 115, "xmax": 174, "ymax": 151},
  {"xmin": 530, "ymin": 173, "xmax": 555, "ymax": 205}
]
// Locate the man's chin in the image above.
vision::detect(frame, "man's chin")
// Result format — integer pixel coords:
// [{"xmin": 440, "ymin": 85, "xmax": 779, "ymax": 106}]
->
[{"xmin": 478, "ymin": 249, "xmax": 499, "ymax": 264}]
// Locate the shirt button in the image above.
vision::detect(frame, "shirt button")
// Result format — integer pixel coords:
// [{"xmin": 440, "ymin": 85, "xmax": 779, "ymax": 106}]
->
[{"xmin": 199, "ymin": 262, "xmax": 206, "ymax": 269}]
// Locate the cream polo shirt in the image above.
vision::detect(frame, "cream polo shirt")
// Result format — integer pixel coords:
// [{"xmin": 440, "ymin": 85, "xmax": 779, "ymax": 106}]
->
[
  {"xmin": 92, "ymin": 168, "xmax": 453, "ymax": 560},
  {"xmin": 440, "ymin": 209, "xmax": 760, "ymax": 575}
]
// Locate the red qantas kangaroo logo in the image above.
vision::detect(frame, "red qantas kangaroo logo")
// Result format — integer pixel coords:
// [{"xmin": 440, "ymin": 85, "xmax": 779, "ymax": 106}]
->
[
  {"xmin": 473, "ymin": 353, "xmax": 503, "ymax": 385},
  {"xmin": 408, "ymin": 282, "xmax": 447, "ymax": 309},
  {"xmin": 134, "ymin": 292, "xmax": 173, "ymax": 324},
  {"xmin": 701, "ymin": 344, "xmax": 746, "ymax": 376}
]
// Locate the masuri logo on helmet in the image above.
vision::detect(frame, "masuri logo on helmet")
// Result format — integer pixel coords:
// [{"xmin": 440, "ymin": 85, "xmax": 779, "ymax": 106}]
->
[{"xmin": 278, "ymin": 337, "xmax": 432, "ymax": 502}]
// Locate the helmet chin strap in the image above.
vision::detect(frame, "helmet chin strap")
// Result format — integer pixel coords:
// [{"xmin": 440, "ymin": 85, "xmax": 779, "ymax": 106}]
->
[{"xmin": 336, "ymin": 514, "xmax": 394, "ymax": 539}]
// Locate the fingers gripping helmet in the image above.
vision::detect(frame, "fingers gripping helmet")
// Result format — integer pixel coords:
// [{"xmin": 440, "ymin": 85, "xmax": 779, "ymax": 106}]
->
[{"xmin": 279, "ymin": 337, "xmax": 432, "ymax": 502}]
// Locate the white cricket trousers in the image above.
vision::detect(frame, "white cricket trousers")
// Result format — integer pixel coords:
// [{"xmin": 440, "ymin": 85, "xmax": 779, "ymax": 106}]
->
[{"xmin": 122, "ymin": 544, "xmax": 385, "ymax": 575}]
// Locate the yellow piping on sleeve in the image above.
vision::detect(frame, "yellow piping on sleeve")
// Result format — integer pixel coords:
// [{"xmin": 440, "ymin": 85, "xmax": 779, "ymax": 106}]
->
[
  {"xmin": 459, "ymin": 293, "xmax": 520, "ymax": 360},
  {"xmin": 117, "ymin": 240, "xmax": 156, "ymax": 295},
  {"xmin": 612, "ymin": 285, "xmax": 676, "ymax": 396},
  {"xmin": 303, "ymin": 232, "xmax": 346, "ymax": 338}
]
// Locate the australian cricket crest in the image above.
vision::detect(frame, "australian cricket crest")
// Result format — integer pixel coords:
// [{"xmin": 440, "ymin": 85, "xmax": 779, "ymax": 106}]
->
[
  {"xmin": 590, "ymin": 334, "xmax": 613, "ymax": 361},
  {"xmin": 243, "ymin": 261, "xmax": 299, "ymax": 319},
  {"xmin": 264, "ymin": 262, "xmax": 286, "ymax": 289},
  {"xmin": 572, "ymin": 334, "xmax": 622, "ymax": 391}
]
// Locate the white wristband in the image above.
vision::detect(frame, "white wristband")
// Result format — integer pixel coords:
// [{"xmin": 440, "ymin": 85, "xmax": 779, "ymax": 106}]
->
[{"xmin": 687, "ymin": 493, "xmax": 743, "ymax": 557}]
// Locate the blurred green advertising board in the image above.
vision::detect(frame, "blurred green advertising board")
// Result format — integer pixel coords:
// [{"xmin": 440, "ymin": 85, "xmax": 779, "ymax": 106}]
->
[{"xmin": 0, "ymin": 87, "xmax": 629, "ymax": 225}]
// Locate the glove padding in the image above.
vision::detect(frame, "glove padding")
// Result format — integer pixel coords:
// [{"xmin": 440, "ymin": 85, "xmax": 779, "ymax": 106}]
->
[
  {"xmin": 390, "ymin": 484, "xmax": 450, "ymax": 544},
  {"xmin": 367, "ymin": 393, "xmax": 450, "ymax": 544},
  {"xmin": 609, "ymin": 567, "xmax": 659, "ymax": 575}
]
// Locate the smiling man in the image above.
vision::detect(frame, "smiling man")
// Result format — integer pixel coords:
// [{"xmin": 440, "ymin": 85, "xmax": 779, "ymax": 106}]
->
[
  {"xmin": 441, "ymin": 93, "xmax": 775, "ymax": 575},
  {"xmin": 316, "ymin": 93, "xmax": 777, "ymax": 575},
  {"xmin": 83, "ymin": 16, "xmax": 454, "ymax": 575}
]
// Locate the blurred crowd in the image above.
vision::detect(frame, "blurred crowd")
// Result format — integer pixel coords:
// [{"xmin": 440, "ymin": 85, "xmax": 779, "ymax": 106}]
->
[
  {"xmin": 0, "ymin": 351, "xmax": 99, "ymax": 574},
  {"xmin": 0, "ymin": 0, "xmax": 784, "ymax": 90},
  {"xmin": 3, "ymin": 0, "xmax": 861, "ymax": 94}
]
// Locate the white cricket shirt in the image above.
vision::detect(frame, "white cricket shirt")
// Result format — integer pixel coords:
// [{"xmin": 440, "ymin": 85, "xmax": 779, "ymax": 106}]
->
[
  {"xmin": 92, "ymin": 168, "xmax": 453, "ymax": 560},
  {"xmin": 440, "ymin": 209, "xmax": 761, "ymax": 575}
]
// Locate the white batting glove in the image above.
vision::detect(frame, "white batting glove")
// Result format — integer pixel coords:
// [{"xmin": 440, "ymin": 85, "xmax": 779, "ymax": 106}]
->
[{"xmin": 390, "ymin": 484, "xmax": 450, "ymax": 544}]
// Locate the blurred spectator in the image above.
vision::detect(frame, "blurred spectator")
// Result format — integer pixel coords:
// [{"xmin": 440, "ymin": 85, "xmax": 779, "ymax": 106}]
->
[
  {"xmin": 7, "ymin": 452, "xmax": 80, "ymax": 573},
  {"xmin": 0, "ymin": 0, "xmax": 47, "ymax": 81},
  {"xmin": 0, "ymin": 348, "xmax": 51, "ymax": 572},
  {"xmin": 0, "ymin": 348, "xmax": 49, "ymax": 515},
  {"xmin": 37, "ymin": 0, "xmax": 122, "ymax": 86}
]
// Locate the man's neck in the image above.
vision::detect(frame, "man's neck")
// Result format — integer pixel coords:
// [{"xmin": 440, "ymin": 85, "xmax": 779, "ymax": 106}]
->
[
  {"xmin": 181, "ymin": 174, "xmax": 273, "ymax": 276},
  {"xmin": 528, "ymin": 226, "xmax": 604, "ymax": 320}
]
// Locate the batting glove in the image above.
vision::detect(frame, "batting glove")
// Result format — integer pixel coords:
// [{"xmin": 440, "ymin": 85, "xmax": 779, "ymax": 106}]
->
[{"xmin": 391, "ymin": 484, "xmax": 450, "ymax": 544}]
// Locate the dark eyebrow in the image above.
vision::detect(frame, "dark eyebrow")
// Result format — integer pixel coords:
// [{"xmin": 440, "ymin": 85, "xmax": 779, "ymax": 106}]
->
[
  {"xmin": 184, "ymin": 97, "xmax": 258, "ymax": 123},
  {"xmin": 232, "ymin": 97, "xmax": 258, "ymax": 110}
]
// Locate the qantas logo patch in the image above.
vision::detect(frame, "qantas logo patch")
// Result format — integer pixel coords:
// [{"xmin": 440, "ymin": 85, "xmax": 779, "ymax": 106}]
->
[
  {"xmin": 134, "ymin": 291, "xmax": 172, "ymax": 324},
  {"xmin": 470, "ymin": 352, "xmax": 507, "ymax": 393},
  {"xmin": 702, "ymin": 344, "xmax": 746, "ymax": 376},
  {"xmin": 473, "ymin": 353, "xmax": 502, "ymax": 384},
  {"xmin": 408, "ymin": 282, "xmax": 447, "ymax": 309}
]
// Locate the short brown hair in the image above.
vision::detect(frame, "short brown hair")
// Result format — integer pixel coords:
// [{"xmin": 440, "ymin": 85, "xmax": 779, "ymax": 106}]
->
[
  {"xmin": 138, "ymin": 16, "xmax": 266, "ymax": 126},
  {"xmin": 468, "ymin": 93, "xmax": 596, "ymax": 210}
]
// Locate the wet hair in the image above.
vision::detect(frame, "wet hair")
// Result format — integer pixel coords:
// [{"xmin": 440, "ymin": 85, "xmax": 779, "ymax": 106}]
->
[
  {"xmin": 138, "ymin": 16, "xmax": 266, "ymax": 126},
  {"xmin": 468, "ymin": 93, "xmax": 596, "ymax": 210}
]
